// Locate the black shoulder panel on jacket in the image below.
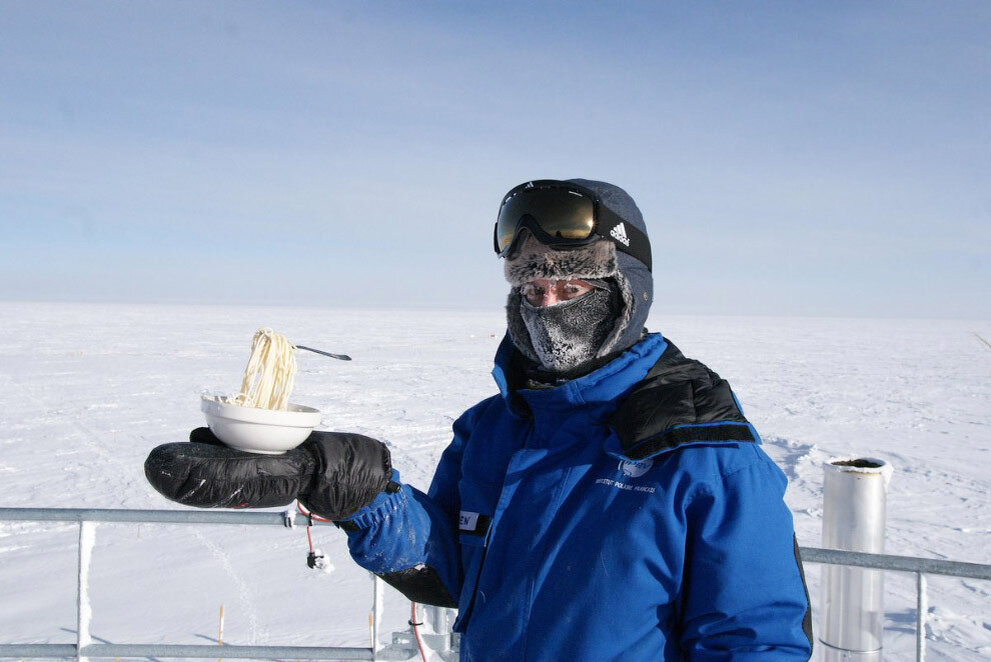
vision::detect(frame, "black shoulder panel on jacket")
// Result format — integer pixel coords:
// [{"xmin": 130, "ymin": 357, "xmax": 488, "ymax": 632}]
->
[
  {"xmin": 378, "ymin": 564, "xmax": 458, "ymax": 608},
  {"xmin": 609, "ymin": 340, "xmax": 757, "ymax": 459}
]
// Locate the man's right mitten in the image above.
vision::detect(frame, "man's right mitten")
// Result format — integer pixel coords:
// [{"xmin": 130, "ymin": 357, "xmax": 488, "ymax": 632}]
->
[{"xmin": 298, "ymin": 431, "xmax": 397, "ymax": 520}]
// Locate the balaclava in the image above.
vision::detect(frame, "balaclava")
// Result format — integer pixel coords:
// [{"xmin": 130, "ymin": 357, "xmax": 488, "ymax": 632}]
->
[
  {"xmin": 503, "ymin": 179, "xmax": 654, "ymax": 377},
  {"xmin": 519, "ymin": 278, "xmax": 621, "ymax": 373}
]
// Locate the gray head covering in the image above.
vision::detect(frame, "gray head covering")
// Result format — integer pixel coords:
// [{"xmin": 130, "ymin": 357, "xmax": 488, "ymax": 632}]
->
[{"xmin": 503, "ymin": 178, "xmax": 654, "ymax": 375}]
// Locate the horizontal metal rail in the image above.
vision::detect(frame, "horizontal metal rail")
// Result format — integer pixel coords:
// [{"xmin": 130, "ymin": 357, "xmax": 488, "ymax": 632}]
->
[
  {"xmin": 2, "ymin": 508, "xmax": 990, "ymax": 660},
  {"xmin": 0, "ymin": 506, "xmax": 327, "ymax": 526},
  {"xmin": 5, "ymin": 509, "xmax": 986, "ymax": 578},
  {"xmin": 800, "ymin": 546, "xmax": 991, "ymax": 581},
  {"xmin": 0, "ymin": 644, "xmax": 374, "ymax": 660}
]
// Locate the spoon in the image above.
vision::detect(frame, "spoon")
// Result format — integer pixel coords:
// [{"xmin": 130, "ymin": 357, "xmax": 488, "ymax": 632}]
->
[{"xmin": 294, "ymin": 345, "xmax": 352, "ymax": 361}]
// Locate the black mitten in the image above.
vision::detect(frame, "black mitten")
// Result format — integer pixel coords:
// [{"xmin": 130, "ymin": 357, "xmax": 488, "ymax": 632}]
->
[
  {"xmin": 144, "ymin": 428, "xmax": 315, "ymax": 508},
  {"xmin": 298, "ymin": 431, "xmax": 396, "ymax": 520},
  {"xmin": 144, "ymin": 428, "xmax": 394, "ymax": 519}
]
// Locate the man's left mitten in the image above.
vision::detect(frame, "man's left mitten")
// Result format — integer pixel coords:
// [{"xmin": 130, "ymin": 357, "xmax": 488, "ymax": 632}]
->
[{"xmin": 298, "ymin": 431, "xmax": 396, "ymax": 521}]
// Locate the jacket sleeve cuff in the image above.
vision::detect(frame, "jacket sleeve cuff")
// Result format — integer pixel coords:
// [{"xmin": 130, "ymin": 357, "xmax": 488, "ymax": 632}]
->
[{"xmin": 336, "ymin": 468, "xmax": 404, "ymax": 531}]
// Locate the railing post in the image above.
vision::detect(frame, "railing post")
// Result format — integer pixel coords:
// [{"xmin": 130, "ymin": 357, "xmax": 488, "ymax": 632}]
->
[
  {"xmin": 916, "ymin": 572, "xmax": 927, "ymax": 662},
  {"xmin": 371, "ymin": 574, "xmax": 384, "ymax": 660},
  {"xmin": 76, "ymin": 520, "xmax": 96, "ymax": 662},
  {"xmin": 419, "ymin": 605, "xmax": 457, "ymax": 655},
  {"xmin": 820, "ymin": 457, "xmax": 893, "ymax": 661}
]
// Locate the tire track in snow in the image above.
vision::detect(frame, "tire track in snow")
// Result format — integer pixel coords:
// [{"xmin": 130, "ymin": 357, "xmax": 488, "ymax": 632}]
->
[
  {"xmin": 192, "ymin": 530, "xmax": 263, "ymax": 644},
  {"xmin": 2, "ymin": 372, "xmax": 138, "ymax": 504}
]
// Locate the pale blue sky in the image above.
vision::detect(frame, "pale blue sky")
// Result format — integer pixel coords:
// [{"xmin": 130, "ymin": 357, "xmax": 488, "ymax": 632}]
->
[{"xmin": 1, "ymin": 1, "xmax": 988, "ymax": 318}]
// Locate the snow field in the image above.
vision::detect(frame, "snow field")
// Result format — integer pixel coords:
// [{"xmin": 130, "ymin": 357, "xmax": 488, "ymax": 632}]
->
[{"xmin": 0, "ymin": 303, "xmax": 988, "ymax": 659}]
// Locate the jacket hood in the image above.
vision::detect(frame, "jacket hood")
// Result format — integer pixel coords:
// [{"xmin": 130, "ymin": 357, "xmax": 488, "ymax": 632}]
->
[
  {"xmin": 503, "ymin": 178, "xmax": 654, "ymax": 371},
  {"xmin": 568, "ymin": 178, "xmax": 653, "ymax": 355}
]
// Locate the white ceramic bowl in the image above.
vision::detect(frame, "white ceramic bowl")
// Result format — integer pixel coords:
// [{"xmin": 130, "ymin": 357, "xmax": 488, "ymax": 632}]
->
[{"xmin": 200, "ymin": 395, "xmax": 321, "ymax": 454}]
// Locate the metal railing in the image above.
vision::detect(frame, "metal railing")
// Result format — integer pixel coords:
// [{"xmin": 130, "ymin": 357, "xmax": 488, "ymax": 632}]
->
[
  {"xmin": 800, "ymin": 546, "xmax": 991, "ymax": 662},
  {"xmin": 0, "ymin": 508, "xmax": 387, "ymax": 661},
  {"xmin": 1, "ymin": 508, "xmax": 990, "ymax": 661}
]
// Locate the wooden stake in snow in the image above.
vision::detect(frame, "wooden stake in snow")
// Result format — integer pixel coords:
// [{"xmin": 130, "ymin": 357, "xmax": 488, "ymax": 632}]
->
[{"xmin": 218, "ymin": 604, "xmax": 225, "ymax": 662}]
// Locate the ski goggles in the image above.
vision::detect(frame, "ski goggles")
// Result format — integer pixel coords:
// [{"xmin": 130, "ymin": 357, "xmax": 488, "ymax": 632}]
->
[{"xmin": 493, "ymin": 180, "xmax": 652, "ymax": 271}]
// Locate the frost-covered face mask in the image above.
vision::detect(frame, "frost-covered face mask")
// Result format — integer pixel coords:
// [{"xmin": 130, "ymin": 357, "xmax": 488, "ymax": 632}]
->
[{"xmin": 520, "ymin": 285, "xmax": 615, "ymax": 373}]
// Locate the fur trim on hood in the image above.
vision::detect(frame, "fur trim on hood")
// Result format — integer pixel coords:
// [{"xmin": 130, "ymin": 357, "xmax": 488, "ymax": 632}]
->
[{"xmin": 503, "ymin": 234, "xmax": 617, "ymax": 286}]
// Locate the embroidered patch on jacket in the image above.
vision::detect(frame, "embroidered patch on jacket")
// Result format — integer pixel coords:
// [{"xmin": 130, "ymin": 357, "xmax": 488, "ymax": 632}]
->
[
  {"xmin": 595, "ymin": 459, "xmax": 657, "ymax": 494},
  {"xmin": 619, "ymin": 458, "xmax": 653, "ymax": 477},
  {"xmin": 459, "ymin": 511, "xmax": 491, "ymax": 537}
]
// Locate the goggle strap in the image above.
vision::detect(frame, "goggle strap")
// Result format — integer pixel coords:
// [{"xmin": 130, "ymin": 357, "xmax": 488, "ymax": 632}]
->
[{"xmin": 598, "ymin": 212, "xmax": 652, "ymax": 272}]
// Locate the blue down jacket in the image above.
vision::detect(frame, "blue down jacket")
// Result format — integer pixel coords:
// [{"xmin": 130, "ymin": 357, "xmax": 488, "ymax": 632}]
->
[{"xmin": 341, "ymin": 333, "xmax": 813, "ymax": 661}]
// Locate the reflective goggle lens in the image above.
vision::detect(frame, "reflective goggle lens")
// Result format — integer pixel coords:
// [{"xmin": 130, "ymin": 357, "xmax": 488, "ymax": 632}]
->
[{"xmin": 495, "ymin": 187, "xmax": 596, "ymax": 254}]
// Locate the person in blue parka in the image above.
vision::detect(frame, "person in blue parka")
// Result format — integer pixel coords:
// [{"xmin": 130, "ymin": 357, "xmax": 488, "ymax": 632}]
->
[{"xmin": 146, "ymin": 179, "xmax": 813, "ymax": 661}]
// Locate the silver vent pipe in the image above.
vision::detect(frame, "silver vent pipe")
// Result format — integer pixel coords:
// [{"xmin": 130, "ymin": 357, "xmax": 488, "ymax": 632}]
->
[{"xmin": 819, "ymin": 457, "xmax": 893, "ymax": 661}]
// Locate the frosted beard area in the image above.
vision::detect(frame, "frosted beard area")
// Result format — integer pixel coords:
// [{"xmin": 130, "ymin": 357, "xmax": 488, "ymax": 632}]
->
[{"xmin": 0, "ymin": 302, "xmax": 988, "ymax": 660}]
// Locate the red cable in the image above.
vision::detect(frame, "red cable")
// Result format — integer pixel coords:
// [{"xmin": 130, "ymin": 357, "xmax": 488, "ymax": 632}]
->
[
  {"xmin": 298, "ymin": 499, "xmax": 331, "ymax": 556},
  {"xmin": 296, "ymin": 500, "xmax": 333, "ymax": 522},
  {"xmin": 300, "ymin": 500, "xmax": 428, "ymax": 661},
  {"xmin": 411, "ymin": 602, "xmax": 428, "ymax": 662}
]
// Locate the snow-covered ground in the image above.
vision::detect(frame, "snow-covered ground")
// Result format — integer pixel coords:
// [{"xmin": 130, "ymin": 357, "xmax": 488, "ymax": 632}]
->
[{"xmin": 0, "ymin": 302, "xmax": 988, "ymax": 660}]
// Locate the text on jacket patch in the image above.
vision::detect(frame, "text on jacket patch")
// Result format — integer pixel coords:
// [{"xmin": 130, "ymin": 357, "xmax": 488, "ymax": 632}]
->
[
  {"xmin": 595, "ymin": 459, "xmax": 657, "ymax": 493},
  {"xmin": 595, "ymin": 478, "xmax": 656, "ymax": 493},
  {"xmin": 459, "ymin": 511, "xmax": 479, "ymax": 530}
]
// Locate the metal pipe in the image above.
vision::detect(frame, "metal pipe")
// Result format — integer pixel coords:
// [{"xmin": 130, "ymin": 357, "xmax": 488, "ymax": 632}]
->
[
  {"xmin": 372, "ymin": 574, "xmax": 384, "ymax": 660},
  {"xmin": 0, "ymin": 644, "xmax": 77, "ymax": 658},
  {"xmin": 76, "ymin": 521, "xmax": 95, "ymax": 662},
  {"xmin": 83, "ymin": 643, "xmax": 375, "ymax": 660},
  {"xmin": 0, "ymin": 507, "xmax": 333, "ymax": 526},
  {"xmin": 3, "ymin": 507, "xmax": 985, "ymax": 576},
  {"xmin": 799, "ymin": 547, "xmax": 991, "ymax": 580},
  {"xmin": 420, "ymin": 605, "xmax": 457, "ymax": 654},
  {"xmin": 0, "ymin": 643, "xmax": 375, "ymax": 660},
  {"xmin": 820, "ymin": 457, "xmax": 893, "ymax": 661},
  {"xmin": 916, "ymin": 573, "xmax": 928, "ymax": 662}
]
